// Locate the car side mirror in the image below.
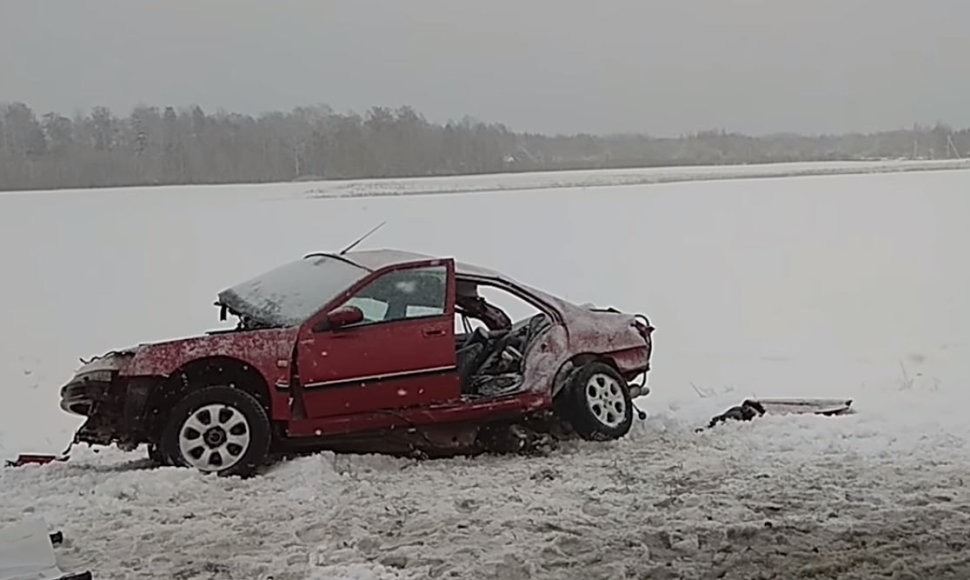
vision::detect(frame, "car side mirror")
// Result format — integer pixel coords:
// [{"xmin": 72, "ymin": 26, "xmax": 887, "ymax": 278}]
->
[{"xmin": 315, "ymin": 305, "xmax": 364, "ymax": 331}]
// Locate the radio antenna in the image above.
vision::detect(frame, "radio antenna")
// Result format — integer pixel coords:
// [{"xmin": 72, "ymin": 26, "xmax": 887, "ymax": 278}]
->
[{"xmin": 339, "ymin": 221, "xmax": 387, "ymax": 255}]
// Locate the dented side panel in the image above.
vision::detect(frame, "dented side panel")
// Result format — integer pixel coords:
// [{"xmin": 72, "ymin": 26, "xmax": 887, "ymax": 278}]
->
[
  {"xmin": 604, "ymin": 346, "xmax": 650, "ymax": 375},
  {"xmin": 125, "ymin": 329, "xmax": 297, "ymax": 378},
  {"xmin": 561, "ymin": 307, "xmax": 645, "ymax": 353},
  {"xmin": 518, "ymin": 297, "xmax": 651, "ymax": 398},
  {"xmin": 123, "ymin": 328, "xmax": 299, "ymax": 420},
  {"xmin": 520, "ymin": 325, "xmax": 571, "ymax": 394},
  {"xmin": 509, "ymin": 283, "xmax": 651, "ymax": 364},
  {"xmin": 519, "ymin": 313, "xmax": 650, "ymax": 397}
]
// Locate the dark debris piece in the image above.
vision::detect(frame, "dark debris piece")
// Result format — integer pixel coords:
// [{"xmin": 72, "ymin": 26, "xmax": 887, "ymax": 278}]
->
[{"xmin": 698, "ymin": 399, "xmax": 767, "ymax": 431}]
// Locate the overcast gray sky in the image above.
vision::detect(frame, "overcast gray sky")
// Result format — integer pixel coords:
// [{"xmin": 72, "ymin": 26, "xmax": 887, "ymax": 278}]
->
[{"xmin": 2, "ymin": 0, "xmax": 968, "ymax": 136}]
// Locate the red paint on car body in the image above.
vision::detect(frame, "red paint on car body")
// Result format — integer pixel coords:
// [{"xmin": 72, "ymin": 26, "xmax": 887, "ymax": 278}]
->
[{"xmin": 58, "ymin": 248, "xmax": 653, "ymax": 458}]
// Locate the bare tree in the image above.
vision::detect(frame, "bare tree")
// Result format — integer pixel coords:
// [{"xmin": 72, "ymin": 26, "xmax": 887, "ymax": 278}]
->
[{"xmin": 0, "ymin": 101, "xmax": 966, "ymax": 191}]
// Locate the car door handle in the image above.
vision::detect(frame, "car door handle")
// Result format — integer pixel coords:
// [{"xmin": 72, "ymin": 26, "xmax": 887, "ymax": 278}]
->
[{"xmin": 423, "ymin": 328, "xmax": 446, "ymax": 337}]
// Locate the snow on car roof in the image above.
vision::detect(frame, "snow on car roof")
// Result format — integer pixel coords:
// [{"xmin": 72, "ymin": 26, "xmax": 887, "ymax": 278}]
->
[{"xmin": 310, "ymin": 248, "xmax": 507, "ymax": 280}]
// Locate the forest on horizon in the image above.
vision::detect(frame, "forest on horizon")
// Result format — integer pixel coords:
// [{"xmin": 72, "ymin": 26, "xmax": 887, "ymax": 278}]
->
[{"xmin": 1, "ymin": 101, "xmax": 967, "ymax": 192}]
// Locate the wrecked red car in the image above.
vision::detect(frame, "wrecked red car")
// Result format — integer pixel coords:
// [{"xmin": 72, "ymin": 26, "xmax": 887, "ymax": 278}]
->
[{"xmin": 59, "ymin": 249, "xmax": 654, "ymax": 476}]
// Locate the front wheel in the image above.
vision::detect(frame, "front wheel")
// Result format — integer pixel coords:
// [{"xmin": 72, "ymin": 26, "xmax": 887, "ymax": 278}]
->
[
  {"xmin": 557, "ymin": 361, "xmax": 634, "ymax": 441},
  {"xmin": 147, "ymin": 443, "xmax": 171, "ymax": 466},
  {"xmin": 160, "ymin": 385, "xmax": 271, "ymax": 477}
]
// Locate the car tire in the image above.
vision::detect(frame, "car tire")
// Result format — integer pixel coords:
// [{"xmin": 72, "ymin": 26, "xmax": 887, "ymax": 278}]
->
[
  {"xmin": 146, "ymin": 443, "xmax": 170, "ymax": 466},
  {"xmin": 558, "ymin": 361, "xmax": 634, "ymax": 441},
  {"xmin": 160, "ymin": 385, "xmax": 271, "ymax": 478}
]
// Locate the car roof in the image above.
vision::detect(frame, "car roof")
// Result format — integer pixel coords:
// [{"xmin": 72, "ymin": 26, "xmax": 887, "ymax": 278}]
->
[{"xmin": 305, "ymin": 248, "xmax": 506, "ymax": 279}]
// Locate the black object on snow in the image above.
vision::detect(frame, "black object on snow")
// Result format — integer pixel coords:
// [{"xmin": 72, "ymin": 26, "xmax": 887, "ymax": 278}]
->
[{"xmin": 698, "ymin": 399, "xmax": 767, "ymax": 431}]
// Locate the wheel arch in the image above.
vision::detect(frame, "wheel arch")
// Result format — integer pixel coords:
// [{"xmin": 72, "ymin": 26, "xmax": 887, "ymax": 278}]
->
[
  {"xmin": 551, "ymin": 353, "xmax": 622, "ymax": 399},
  {"xmin": 146, "ymin": 355, "xmax": 273, "ymax": 436}
]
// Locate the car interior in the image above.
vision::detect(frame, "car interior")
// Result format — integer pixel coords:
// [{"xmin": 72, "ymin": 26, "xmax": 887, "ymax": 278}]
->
[{"xmin": 453, "ymin": 279, "xmax": 553, "ymax": 399}]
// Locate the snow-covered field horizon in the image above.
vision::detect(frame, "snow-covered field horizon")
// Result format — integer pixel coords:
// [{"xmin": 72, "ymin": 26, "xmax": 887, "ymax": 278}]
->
[
  {"xmin": 2, "ymin": 165, "xmax": 970, "ymax": 578},
  {"xmin": 3, "ymin": 158, "xmax": 968, "ymax": 203}
]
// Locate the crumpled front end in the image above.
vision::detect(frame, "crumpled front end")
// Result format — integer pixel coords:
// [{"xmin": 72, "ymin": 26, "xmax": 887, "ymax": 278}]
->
[
  {"xmin": 59, "ymin": 349, "xmax": 157, "ymax": 449},
  {"xmin": 60, "ymin": 351, "xmax": 132, "ymax": 415}
]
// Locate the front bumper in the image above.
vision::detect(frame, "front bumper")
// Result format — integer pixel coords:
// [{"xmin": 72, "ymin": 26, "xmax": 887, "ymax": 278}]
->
[
  {"xmin": 60, "ymin": 378, "xmax": 113, "ymax": 416},
  {"xmin": 59, "ymin": 373, "xmax": 156, "ymax": 447}
]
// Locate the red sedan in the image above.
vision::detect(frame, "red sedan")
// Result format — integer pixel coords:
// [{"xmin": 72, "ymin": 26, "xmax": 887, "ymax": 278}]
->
[{"xmin": 59, "ymin": 249, "xmax": 654, "ymax": 476}]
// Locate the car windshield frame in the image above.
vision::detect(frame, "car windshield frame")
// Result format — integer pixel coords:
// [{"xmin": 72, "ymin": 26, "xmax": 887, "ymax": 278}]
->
[{"xmin": 217, "ymin": 255, "xmax": 371, "ymax": 327}]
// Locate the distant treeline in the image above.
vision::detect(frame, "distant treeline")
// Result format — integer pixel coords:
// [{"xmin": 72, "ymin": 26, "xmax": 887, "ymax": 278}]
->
[{"xmin": 0, "ymin": 101, "xmax": 967, "ymax": 191}]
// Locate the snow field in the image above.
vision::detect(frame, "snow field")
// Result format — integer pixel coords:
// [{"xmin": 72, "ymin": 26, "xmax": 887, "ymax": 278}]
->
[
  {"xmin": 3, "ymin": 380, "xmax": 969, "ymax": 579},
  {"xmin": 2, "ymin": 164, "xmax": 970, "ymax": 578}
]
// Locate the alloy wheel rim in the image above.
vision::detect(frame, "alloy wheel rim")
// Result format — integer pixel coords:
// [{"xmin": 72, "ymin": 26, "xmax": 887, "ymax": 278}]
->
[
  {"xmin": 585, "ymin": 373, "xmax": 627, "ymax": 428},
  {"xmin": 178, "ymin": 403, "xmax": 251, "ymax": 471}
]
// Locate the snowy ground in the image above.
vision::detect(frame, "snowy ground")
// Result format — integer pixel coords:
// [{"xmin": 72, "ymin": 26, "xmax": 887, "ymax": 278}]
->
[
  {"xmin": 298, "ymin": 159, "xmax": 970, "ymax": 200},
  {"xmin": 2, "ymin": 164, "xmax": 970, "ymax": 578}
]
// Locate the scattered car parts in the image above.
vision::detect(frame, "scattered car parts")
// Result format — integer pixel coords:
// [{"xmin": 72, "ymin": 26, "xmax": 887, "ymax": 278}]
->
[{"xmin": 700, "ymin": 398, "xmax": 854, "ymax": 431}]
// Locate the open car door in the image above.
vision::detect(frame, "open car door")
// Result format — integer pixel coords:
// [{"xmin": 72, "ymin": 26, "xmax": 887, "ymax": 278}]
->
[{"xmin": 294, "ymin": 259, "xmax": 461, "ymax": 419}]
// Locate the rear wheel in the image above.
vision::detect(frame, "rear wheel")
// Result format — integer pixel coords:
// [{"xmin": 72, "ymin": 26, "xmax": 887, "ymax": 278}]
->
[
  {"xmin": 160, "ymin": 385, "xmax": 270, "ymax": 477},
  {"xmin": 557, "ymin": 361, "xmax": 633, "ymax": 441}
]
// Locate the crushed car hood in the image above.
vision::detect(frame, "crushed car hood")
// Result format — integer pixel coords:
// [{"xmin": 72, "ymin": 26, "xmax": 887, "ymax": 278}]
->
[
  {"xmin": 71, "ymin": 347, "xmax": 143, "ymax": 379},
  {"xmin": 218, "ymin": 255, "xmax": 371, "ymax": 328}
]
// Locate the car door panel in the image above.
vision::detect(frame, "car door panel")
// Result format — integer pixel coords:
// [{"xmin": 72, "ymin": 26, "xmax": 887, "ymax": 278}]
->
[{"xmin": 295, "ymin": 260, "xmax": 460, "ymax": 419}]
